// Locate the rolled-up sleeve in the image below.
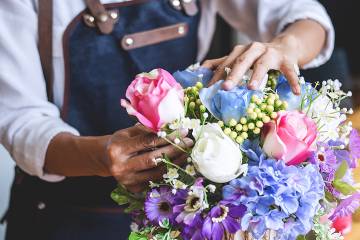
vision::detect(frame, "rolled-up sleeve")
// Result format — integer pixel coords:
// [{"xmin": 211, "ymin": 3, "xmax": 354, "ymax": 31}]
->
[
  {"xmin": 217, "ymin": 0, "xmax": 334, "ymax": 69},
  {"xmin": 0, "ymin": 0, "xmax": 79, "ymax": 182}
]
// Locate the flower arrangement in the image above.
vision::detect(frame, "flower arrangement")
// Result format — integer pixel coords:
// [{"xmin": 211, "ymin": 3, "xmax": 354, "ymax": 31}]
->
[{"xmin": 113, "ymin": 65, "xmax": 360, "ymax": 240}]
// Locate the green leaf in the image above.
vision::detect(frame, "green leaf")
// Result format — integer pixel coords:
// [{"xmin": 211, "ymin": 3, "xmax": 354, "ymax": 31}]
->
[
  {"xmin": 111, "ymin": 193, "xmax": 129, "ymax": 205},
  {"xmin": 333, "ymin": 179, "xmax": 356, "ymax": 195},
  {"xmin": 129, "ymin": 232, "xmax": 147, "ymax": 240},
  {"xmin": 296, "ymin": 235, "xmax": 307, "ymax": 240},
  {"xmin": 325, "ymin": 190, "xmax": 338, "ymax": 202},
  {"xmin": 124, "ymin": 201, "xmax": 143, "ymax": 214},
  {"xmin": 335, "ymin": 160, "xmax": 348, "ymax": 180}
]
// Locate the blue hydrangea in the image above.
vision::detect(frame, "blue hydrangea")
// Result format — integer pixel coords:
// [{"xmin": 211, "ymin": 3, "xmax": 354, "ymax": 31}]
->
[{"xmin": 222, "ymin": 144, "xmax": 324, "ymax": 240}]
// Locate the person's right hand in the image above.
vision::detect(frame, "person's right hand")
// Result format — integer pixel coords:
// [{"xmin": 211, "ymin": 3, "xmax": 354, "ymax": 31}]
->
[{"xmin": 105, "ymin": 124, "xmax": 193, "ymax": 193}]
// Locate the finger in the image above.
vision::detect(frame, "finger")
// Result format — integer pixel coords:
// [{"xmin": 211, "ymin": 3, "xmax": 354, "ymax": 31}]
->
[
  {"xmin": 280, "ymin": 62, "xmax": 301, "ymax": 95},
  {"xmin": 202, "ymin": 56, "xmax": 227, "ymax": 70},
  {"xmin": 127, "ymin": 183, "xmax": 148, "ymax": 193},
  {"xmin": 207, "ymin": 45, "xmax": 247, "ymax": 86},
  {"xmin": 130, "ymin": 133, "xmax": 169, "ymax": 153},
  {"xmin": 127, "ymin": 138, "xmax": 193, "ymax": 172},
  {"xmin": 223, "ymin": 42, "xmax": 266, "ymax": 90},
  {"xmin": 248, "ymin": 53, "xmax": 278, "ymax": 90}
]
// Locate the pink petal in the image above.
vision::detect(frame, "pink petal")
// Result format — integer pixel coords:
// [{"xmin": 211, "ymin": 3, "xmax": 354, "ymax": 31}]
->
[
  {"xmin": 120, "ymin": 99, "xmax": 157, "ymax": 131},
  {"xmin": 263, "ymin": 121, "xmax": 287, "ymax": 160}
]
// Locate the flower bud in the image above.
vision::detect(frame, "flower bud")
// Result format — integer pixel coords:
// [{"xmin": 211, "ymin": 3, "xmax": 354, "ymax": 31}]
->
[
  {"xmin": 229, "ymin": 118, "xmax": 237, "ymax": 127},
  {"xmin": 240, "ymin": 117, "xmax": 247, "ymax": 124},
  {"xmin": 224, "ymin": 128, "xmax": 231, "ymax": 135},
  {"xmin": 235, "ymin": 124, "xmax": 243, "ymax": 131},
  {"xmin": 241, "ymin": 132, "xmax": 248, "ymax": 139},
  {"xmin": 248, "ymin": 122, "xmax": 255, "ymax": 130},
  {"xmin": 230, "ymin": 131, "xmax": 238, "ymax": 139}
]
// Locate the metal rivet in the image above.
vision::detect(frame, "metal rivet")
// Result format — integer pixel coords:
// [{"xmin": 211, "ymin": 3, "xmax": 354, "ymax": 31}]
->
[
  {"xmin": 37, "ymin": 202, "xmax": 46, "ymax": 210},
  {"xmin": 98, "ymin": 13, "xmax": 109, "ymax": 23},
  {"xmin": 172, "ymin": 0, "xmax": 181, "ymax": 7},
  {"xmin": 125, "ymin": 38, "xmax": 134, "ymax": 46},
  {"xmin": 84, "ymin": 14, "xmax": 95, "ymax": 24},
  {"xmin": 110, "ymin": 11, "xmax": 118, "ymax": 20},
  {"xmin": 178, "ymin": 26, "xmax": 185, "ymax": 35}
]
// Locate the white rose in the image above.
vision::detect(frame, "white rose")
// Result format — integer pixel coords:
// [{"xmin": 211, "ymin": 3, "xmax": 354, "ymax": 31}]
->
[{"xmin": 191, "ymin": 123, "xmax": 244, "ymax": 183}]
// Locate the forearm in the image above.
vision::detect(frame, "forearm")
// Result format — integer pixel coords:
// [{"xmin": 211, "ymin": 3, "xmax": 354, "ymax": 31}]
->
[
  {"xmin": 272, "ymin": 19, "xmax": 326, "ymax": 68},
  {"xmin": 44, "ymin": 133, "xmax": 111, "ymax": 177}
]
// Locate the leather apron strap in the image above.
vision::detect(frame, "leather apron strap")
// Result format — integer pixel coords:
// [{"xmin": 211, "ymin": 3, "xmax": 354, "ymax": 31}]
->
[{"xmin": 38, "ymin": 0, "xmax": 54, "ymax": 102}]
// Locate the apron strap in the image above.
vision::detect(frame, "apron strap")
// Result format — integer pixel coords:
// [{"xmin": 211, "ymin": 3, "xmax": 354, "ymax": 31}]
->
[
  {"xmin": 84, "ymin": 0, "xmax": 117, "ymax": 34},
  {"xmin": 38, "ymin": 0, "xmax": 54, "ymax": 102}
]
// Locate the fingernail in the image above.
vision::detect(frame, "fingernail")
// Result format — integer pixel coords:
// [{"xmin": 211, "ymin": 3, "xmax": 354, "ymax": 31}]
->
[
  {"xmin": 182, "ymin": 138, "xmax": 194, "ymax": 147},
  {"xmin": 222, "ymin": 80, "xmax": 235, "ymax": 90},
  {"xmin": 294, "ymin": 86, "xmax": 301, "ymax": 95},
  {"xmin": 248, "ymin": 82, "xmax": 257, "ymax": 90}
]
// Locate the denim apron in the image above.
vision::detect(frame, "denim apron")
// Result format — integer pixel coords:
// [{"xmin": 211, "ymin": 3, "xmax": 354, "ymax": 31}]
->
[{"xmin": 4, "ymin": 1, "xmax": 200, "ymax": 239}]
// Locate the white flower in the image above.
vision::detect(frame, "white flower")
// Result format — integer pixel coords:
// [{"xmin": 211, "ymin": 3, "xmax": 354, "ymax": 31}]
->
[
  {"xmin": 207, "ymin": 184, "xmax": 216, "ymax": 193},
  {"xmin": 185, "ymin": 165, "xmax": 196, "ymax": 176},
  {"xmin": 305, "ymin": 95, "xmax": 342, "ymax": 141},
  {"xmin": 130, "ymin": 222, "xmax": 139, "ymax": 232},
  {"xmin": 163, "ymin": 168, "xmax": 179, "ymax": 181},
  {"xmin": 191, "ymin": 123, "xmax": 244, "ymax": 183},
  {"xmin": 181, "ymin": 117, "xmax": 201, "ymax": 130},
  {"xmin": 172, "ymin": 179, "xmax": 187, "ymax": 189}
]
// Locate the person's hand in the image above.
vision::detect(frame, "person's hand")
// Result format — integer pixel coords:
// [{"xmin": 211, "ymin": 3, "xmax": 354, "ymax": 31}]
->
[
  {"xmin": 106, "ymin": 125, "xmax": 192, "ymax": 193},
  {"xmin": 203, "ymin": 35, "xmax": 301, "ymax": 95}
]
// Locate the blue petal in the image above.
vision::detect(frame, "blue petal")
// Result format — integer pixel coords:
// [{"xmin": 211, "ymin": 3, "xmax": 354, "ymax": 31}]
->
[
  {"xmin": 276, "ymin": 75, "xmax": 317, "ymax": 110},
  {"xmin": 173, "ymin": 67, "xmax": 213, "ymax": 88},
  {"xmin": 200, "ymin": 81, "xmax": 262, "ymax": 123}
]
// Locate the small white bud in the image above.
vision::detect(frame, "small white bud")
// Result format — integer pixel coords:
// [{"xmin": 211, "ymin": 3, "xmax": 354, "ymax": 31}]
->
[
  {"xmin": 203, "ymin": 112, "xmax": 209, "ymax": 119},
  {"xmin": 174, "ymin": 138, "xmax": 181, "ymax": 144},
  {"xmin": 207, "ymin": 184, "xmax": 216, "ymax": 193},
  {"xmin": 347, "ymin": 91, "xmax": 353, "ymax": 97}
]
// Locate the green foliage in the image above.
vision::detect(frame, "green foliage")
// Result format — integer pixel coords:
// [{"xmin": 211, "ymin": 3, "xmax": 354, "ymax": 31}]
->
[
  {"xmin": 111, "ymin": 184, "xmax": 144, "ymax": 213},
  {"xmin": 332, "ymin": 160, "xmax": 356, "ymax": 196}
]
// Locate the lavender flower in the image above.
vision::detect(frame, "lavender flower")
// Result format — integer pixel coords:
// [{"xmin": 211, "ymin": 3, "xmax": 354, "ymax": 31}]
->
[
  {"xmin": 144, "ymin": 187, "xmax": 181, "ymax": 224},
  {"xmin": 202, "ymin": 202, "xmax": 246, "ymax": 240}
]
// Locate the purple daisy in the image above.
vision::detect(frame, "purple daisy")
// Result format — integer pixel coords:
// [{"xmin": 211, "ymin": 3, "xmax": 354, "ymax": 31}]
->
[
  {"xmin": 202, "ymin": 202, "xmax": 246, "ymax": 240},
  {"xmin": 144, "ymin": 187, "xmax": 182, "ymax": 224}
]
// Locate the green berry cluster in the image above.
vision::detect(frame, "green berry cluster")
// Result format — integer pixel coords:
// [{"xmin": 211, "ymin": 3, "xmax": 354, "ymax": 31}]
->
[
  {"xmin": 218, "ymin": 93, "xmax": 288, "ymax": 144},
  {"xmin": 184, "ymin": 82, "xmax": 208, "ymax": 119},
  {"xmin": 266, "ymin": 70, "xmax": 281, "ymax": 90}
]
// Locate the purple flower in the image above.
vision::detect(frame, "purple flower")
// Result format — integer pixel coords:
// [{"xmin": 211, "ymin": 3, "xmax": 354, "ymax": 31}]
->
[
  {"xmin": 349, "ymin": 129, "xmax": 360, "ymax": 168},
  {"xmin": 144, "ymin": 187, "xmax": 181, "ymax": 224},
  {"xmin": 174, "ymin": 178, "xmax": 208, "ymax": 226},
  {"xmin": 330, "ymin": 192, "xmax": 360, "ymax": 221},
  {"xmin": 181, "ymin": 214, "xmax": 205, "ymax": 240},
  {"xmin": 202, "ymin": 203, "xmax": 246, "ymax": 240}
]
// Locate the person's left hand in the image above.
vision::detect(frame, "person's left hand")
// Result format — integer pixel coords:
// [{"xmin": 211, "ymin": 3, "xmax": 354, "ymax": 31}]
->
[{"xmin": 203, "ymin": 36, "xmax": 301, "ymax": 95}]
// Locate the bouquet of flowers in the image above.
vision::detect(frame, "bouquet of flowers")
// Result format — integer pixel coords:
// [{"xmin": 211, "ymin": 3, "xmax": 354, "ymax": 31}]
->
[{"xmin": 112, "ymin": 64, "xmax": 360, "ymax": 240}]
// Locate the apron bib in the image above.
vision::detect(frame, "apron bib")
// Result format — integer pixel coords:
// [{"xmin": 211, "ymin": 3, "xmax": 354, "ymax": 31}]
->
[{"xmin": 5, "ymin": 1, "xmax": 200, "ymax": 239}]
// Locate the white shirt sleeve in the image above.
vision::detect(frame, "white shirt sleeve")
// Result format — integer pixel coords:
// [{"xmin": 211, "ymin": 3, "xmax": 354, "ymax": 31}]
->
[
  {"xmin": 0, "ymin": 0, "xmax": 79, "ymax": 182},
  {"xmin": 217, "ymin": 0, "xmax": 334, "ymax": 69}
]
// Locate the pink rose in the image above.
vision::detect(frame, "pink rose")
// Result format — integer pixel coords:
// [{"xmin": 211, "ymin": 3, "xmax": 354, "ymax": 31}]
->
[
  {"xmin": 121, "ymin": 68, "xmax": 184, "ymax": 132},
  {"xmin": 262, "ymin": 111, "xmax": 317, "ymax": 165}
]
